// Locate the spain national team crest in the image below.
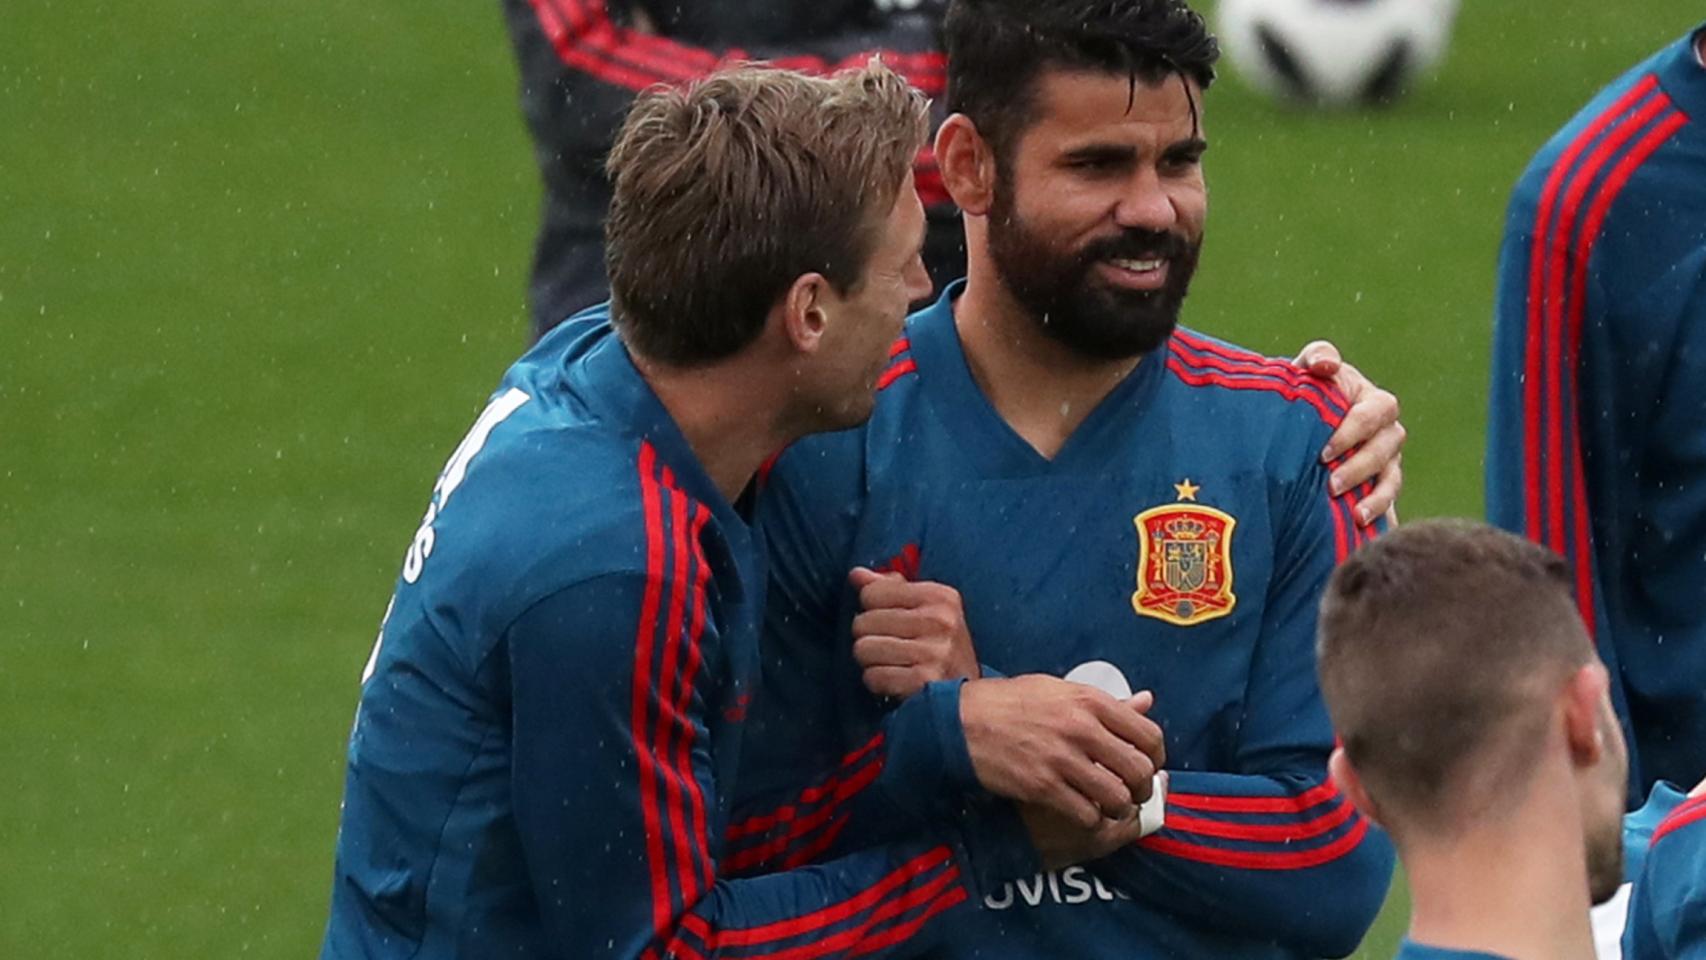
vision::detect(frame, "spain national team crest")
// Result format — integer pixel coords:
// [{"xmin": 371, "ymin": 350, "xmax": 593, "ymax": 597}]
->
[{"xmin": 1132, "ymin": 479, "xmax": 1237, "ymax": 627}]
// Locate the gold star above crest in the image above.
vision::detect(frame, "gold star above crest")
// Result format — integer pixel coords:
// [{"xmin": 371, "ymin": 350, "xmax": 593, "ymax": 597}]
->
[{"xmin": 1174, "ymin": 479, "xmax": 1201, "ymax": 502}]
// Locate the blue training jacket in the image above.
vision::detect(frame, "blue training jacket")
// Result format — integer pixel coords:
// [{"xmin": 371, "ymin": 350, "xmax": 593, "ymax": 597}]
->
[
  {"xmin": 320, "ymin": 310, "xmax": 1031, "ymax": 959},
  {"xmin": 734, "ymin": 283, "xmax": 1396, "ymax": 959},
  {"xmin": 1486, "ymin": 25, "xmax": 1706, "ymax": 803}
]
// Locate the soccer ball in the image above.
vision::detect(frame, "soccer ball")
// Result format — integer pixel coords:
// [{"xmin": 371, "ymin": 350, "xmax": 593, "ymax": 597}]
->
[{"xmin": 1215, "ymin": 0, "xmax": 1460, "ymax": 107}]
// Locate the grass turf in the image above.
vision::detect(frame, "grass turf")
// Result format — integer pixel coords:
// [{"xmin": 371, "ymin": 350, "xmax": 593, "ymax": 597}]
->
[{"xmin": 3, "ymin": 2, "xmax": 1698, "ymax": 955}]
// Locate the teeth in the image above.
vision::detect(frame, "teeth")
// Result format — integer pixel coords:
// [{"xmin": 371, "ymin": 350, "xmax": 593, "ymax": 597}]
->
[{"xmin": 1111, "ymin": 258, "xmax": 1164, "ymax": 272}]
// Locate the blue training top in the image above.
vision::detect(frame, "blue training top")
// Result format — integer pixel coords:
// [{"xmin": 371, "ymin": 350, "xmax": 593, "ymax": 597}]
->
[
  {"xmin": 734, "ymin": 282, "xmax": 1396, "ymax": 959},
  {"xmin": 1486, "ymin": 25, "xmax": 1706, "ymax": 803},
  {"xmin": 319, "ymin": 309, "xmax": 1029, "ymax": 960}
]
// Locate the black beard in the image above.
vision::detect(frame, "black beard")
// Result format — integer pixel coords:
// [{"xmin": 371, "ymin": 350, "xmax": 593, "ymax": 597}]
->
[{"xmin": 987, "ymin": 185, "xmax": 1201, "ymax": 361}]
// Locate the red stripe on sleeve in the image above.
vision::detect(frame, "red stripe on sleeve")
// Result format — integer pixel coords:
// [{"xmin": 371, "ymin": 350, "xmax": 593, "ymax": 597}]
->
[
  {"xmin": 1171, "ymin": 330, "xmax": 1351, "ymax": 412},
  {"xmin": 1652, "ymin": 795, "xmax": 1706, "ymax": 846},
  {"xmin": 1559, "ymin": 108, "xmax": 1687, "ymax": 624},
  {"xmin": 632, "ymin": 442, "xmax": 672, "ymax": 936},
  {"xmin": 1167, "ymin": 780, "xmax": 1340, "ymax": 814},
  {"xmin": 846, "ymin": 887, "xmax": 970, "ymax": 957},
  {"xmin": 888, "ymin": 337, "xmax": 912, "ymax": 359},
  {"xmin": 717, "ymin": 868, "xmax": 962, "ymax": 960},
  {"xmin": 1163, "ymin": 795, "xmax": 1358, "ymax": 843},
  {"xmin": 709, "ymin": 847, "xmax": 955, "ymax": 948},
  {"xmin": 1139, "ymin": 816, "xmax": 1370, "ymax": 871},
  {"xmin": 723, "ymin": 759, "xmax": 884, "ymax": 872},
  {"xmin": 877, "ymin": 357, "xmax": 918, "ymax": 391},
  {"xmin": 675, "ymin": 503, "xmax": 717, "ymax": 894},
  {"xmin": 1520, "ymin": 76, "xmax": 1658, "ymax": 544},
  {"xmin": 655, "ymin": 489, "xmax": 697, "ymax": 912},
  {"xmin": 1541, "ymin": 92, "xmax": 1670, "ymax": 556},
  {"xmin": 727, "ymin": 733, "xmax": 887, "ymax": 839},
  {"xmin": 1164, "ymin": 356, "xmax": 1343, "ymax": 427}
]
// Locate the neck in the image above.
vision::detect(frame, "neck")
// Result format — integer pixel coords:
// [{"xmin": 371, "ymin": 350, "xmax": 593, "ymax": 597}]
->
[
  {"xmin": 955, "ymin": 241, "xmax": 1144, "ymax": 460},
  {"xmin": 634, "ymin": 353, "xmax": 797, "ymax": 504},
  {"xmin": 1401, "ymin": 774, "xmax": 1598, "ymax": 960}
]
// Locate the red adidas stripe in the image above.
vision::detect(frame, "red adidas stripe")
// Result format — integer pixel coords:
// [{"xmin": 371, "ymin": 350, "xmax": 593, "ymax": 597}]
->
[
  {"xmin": 655, "ymin": 488, "xmax": 697, "ymax": 912},
  {"xmin": 728, "ymin": 734, "xmax": 887, "ymax": 839},
  {"xmin": 708, "ymin": 847, "xmax": 954, "ymax": 948},
  {"xmin": 1168, "ymin": 780, "xmax": 1340, "ymax": 814},
  {"xmin": 1559, "ymin": 108, "xmax": 1687, "ymax": 623},
  {"xmin": 1164, "ymin": 351, "xmax": 1344, "ymax": 427},
  {"xmin": 632, "ymin": 442, "xmax": 672, "ymax": 936},
  {"xmin": 888, "ymin": 337, "xmax": 912, "ymax": 359},
  {"xmin": 724, "ymin": 759, "xmax": 884, "ymax": 871},
  {"xmin": 676, "ymin": 502, "xmax": 716, "ymax": 894},
  {"xmin": 847, "ymin": 886, "xmax": 969, "ymax": 957},
  {"xmin": 1522, "ymin": 76, "xmax": 1660, "ymax": 545},
  {"xmin": 877, "ymin": 357, "xmax": 917, "ymax": 391},
  {"xmin": 716, "ymin": 867, "xmax": 962, "ymax": 960},
  {"xmin": 1171, "ymin": 330, "xmax": 1350, "ymax": 410},
  {"xmin": 1164, "ymin": 795, "xmax": 1358, "ymax": 843},
  {"xmin": 1540, "ymin": 90, "xmax": 1670, "ymax": 557},
  {"xmin": 1139, "ymin": 816, "xmax": 1370, "ymax": 871},
  {"xmin": 1652, "ymin": 796, "xmax": 1706, "ymax": 846}
]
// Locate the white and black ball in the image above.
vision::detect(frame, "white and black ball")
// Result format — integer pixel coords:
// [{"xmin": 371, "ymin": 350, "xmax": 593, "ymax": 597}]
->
[{"xmin": 1217, "ymin": 0, "xmax": 1460, "ymax": 108}]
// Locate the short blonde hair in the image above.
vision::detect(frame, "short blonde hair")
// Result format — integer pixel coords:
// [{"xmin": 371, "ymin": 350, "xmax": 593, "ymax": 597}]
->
[{"xmin": 604, "ymin": 61, "xmax": 930, "ymax": 366}]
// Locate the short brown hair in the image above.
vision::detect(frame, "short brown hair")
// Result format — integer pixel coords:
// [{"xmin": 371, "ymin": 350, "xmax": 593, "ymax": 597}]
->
[
  {"xmin": 1317, "ymin": 520, "xmax": 1595, "ymax": 834},
  {"xmin": 604, "ymin": 61, "xmax": 930, "ymax": 366}
]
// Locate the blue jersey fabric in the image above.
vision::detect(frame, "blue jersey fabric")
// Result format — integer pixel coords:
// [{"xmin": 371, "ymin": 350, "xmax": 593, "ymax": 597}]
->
[
  {"xmin": 320, "ymin": 309, "xmax": 1030, "ymax": 960},
  {"xmin": 1392, "ymin": 942, "xmax": 1512, "ymax": 960},
  {"xmin": 1624, "ymin": 787, "xmax": 1706, "ymax": 959},
  {"xmin": 736, "ymin": 283, "xmax": 1395, "ymax": 959},
  {"xmin": 1486, "ymin": 26, "xmax": 1706, "ymax": 803}
]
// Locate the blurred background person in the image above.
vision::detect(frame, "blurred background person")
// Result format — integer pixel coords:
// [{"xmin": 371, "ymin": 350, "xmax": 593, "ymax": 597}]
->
[{"xmin": 500, "ymin": 0, "xmax": 962, "ymax": 338}]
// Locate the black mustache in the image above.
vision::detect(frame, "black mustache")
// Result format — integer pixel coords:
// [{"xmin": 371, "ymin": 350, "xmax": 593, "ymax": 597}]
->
[{"xmin": 1079, "ymin": 230, "xmax": 1191, "ymax": 264}]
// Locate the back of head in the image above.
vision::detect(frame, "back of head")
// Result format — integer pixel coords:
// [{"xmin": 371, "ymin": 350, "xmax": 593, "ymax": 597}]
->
[
  {"xmin": 1317, "ymin": 519, "xmax": 1596, "ymax": 838},
  {"xmin": 943, "ymin": 0, "xmax": 1219, "ymax": 161},
  {"xmin": 604, "ymin": 62, "xmax": 930, "ymax": 367}
]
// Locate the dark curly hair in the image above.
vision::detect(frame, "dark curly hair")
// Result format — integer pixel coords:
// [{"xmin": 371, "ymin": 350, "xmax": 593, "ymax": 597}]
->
[{"xmin": 943, "ymin": 0, "xmax": 1219, "ymax": 162}]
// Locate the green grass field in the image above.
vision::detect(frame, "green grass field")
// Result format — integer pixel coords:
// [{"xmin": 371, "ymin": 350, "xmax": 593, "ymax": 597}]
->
[{"xmin": 3, "ymin": 2, "xmax": 1698, "ymax": 956}]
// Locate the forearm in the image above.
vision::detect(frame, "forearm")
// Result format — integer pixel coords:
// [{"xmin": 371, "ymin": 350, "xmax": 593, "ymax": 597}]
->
[{"xmin": 1090, "ymin": 771, "xmax": 1394, "ymax": 959}]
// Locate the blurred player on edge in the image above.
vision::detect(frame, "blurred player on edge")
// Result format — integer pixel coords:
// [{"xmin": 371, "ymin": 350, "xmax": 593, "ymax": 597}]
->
[{"xmin": 1486, "ymin": 20, "xmax": 1706, "ymax": 807}]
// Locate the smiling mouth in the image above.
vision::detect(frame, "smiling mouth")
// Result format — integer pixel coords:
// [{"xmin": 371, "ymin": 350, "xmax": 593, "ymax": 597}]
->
[{"xmin": 1097, "ymin": 257, "xmax": 1171, "ymax": 289}]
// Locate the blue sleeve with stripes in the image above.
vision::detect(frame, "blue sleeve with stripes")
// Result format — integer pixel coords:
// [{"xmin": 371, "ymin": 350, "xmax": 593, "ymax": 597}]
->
[
  {"xmin": 725, "ymin": 440, "xmax": 1038, "ymax": 884},
  {"xmin": 1088, "ymin": 436, "xmax": 1395, "ymax": 959},
  {"xmin": 1624, "ymin": 793, "xmax": 1706, "ymax": 959},
  {"xmin": 509, "ymin": 572, "xmax": 982, "ymax": 960}
]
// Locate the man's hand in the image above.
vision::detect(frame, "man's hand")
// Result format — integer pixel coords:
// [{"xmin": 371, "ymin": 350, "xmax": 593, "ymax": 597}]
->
[
  {"xmin": 1019, "ymin": 802, "xmax": 1147, "ymax": 871},
  {"xmin": 960, "ymin": 677, "xmax": 1165, "ymax": 828},
  {"xmin": 849, "ymin": 567, "xmax": 980, "ymax": 698},
  {"xmin": 1295, "ymin": 340, "xmax": 1405, "ymax": 527}
]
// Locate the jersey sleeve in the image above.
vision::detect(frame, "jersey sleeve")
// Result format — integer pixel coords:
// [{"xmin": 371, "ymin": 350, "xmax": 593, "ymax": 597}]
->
[
  {"xmin": 725, "ymin": 440, "xmax": 1037, "ymax": 885},
  {"xmin": 508, "ymin": 570, "xmax": 988, "ymax": 959},
  {"xmin": 1623, "ymin": 793, "xmax": 1706, "ymax": 960},
  {"xmin": 1484, "ymin": 182, "xmax": 1607, "ymax": 636},
  {"xmin": 1088, "ymin": 435, "xmax": 1396, "ymax": 960}
]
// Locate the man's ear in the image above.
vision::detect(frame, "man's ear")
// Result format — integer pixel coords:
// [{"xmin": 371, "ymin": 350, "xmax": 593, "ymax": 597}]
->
[
  {"xmin": 1330, "ymin": 746, "xmax": 1386, "ymax": 830},
  {"xmin": 777, "ymin": 273, "xmax": 831, "ymax": 355},
  {"xmin": 1562, "ymin": 661, "xmax": 1611, "ymax": 768},
  {"xmin": 936, "ymin": 114, "xmax": 997, "ymax": 217}
]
